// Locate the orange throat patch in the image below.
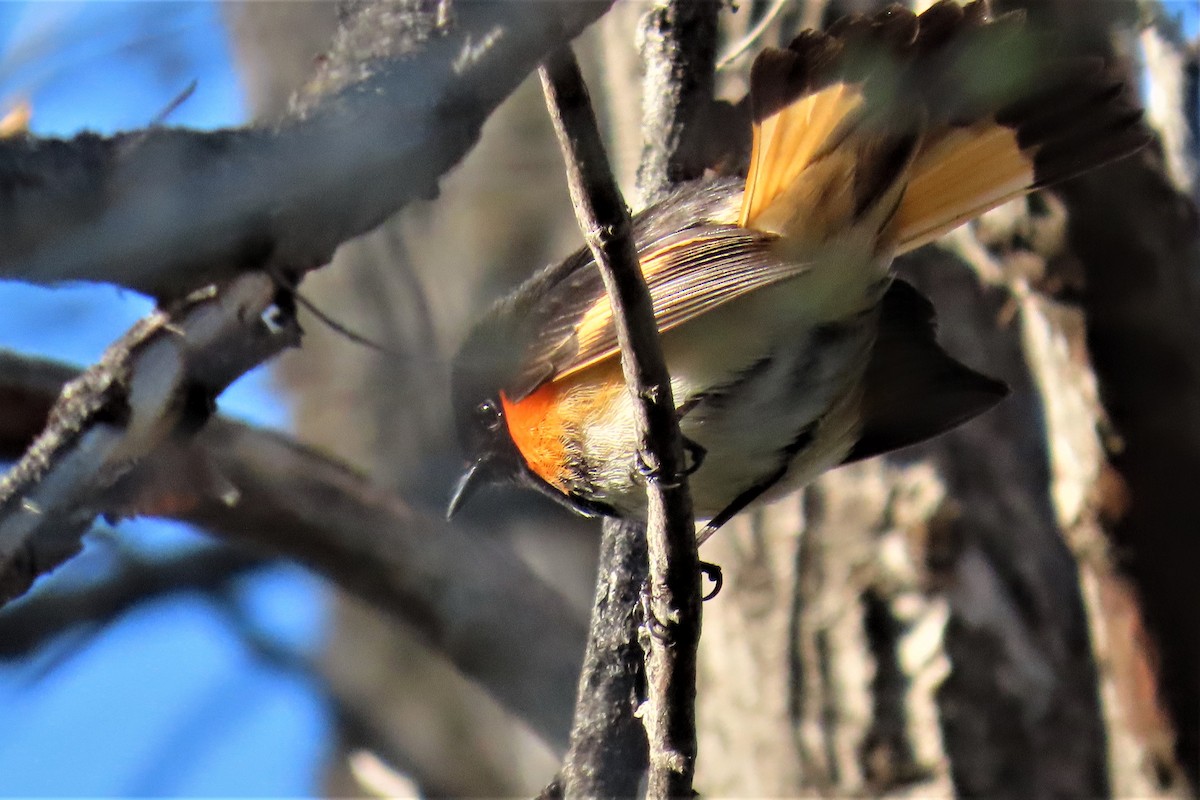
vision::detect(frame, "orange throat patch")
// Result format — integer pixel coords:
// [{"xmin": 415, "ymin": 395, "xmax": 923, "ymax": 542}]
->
[{"xmin": 500, "ymin": 384, "xmax": 570, "ymax": 493}]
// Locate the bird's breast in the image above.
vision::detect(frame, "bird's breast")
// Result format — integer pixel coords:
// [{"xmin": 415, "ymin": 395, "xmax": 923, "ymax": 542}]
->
[
  {"xmin": 502, "ymin": 266, "xmax": 882, "ymax": 519},
  {"xmin": 500, "ymin": 364, "xmax": 633, "ymax": 500}
]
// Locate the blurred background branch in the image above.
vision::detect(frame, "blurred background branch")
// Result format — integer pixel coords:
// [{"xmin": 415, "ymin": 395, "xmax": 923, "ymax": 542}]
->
[
  {"xmin": 0, "ymin": 1, "xmax": 609, "ymax": 297},
  {"xmin": 0, "ymin": 544, "xmax": 271, "ymax": 661},
  {"xmin": 0, "ymin": 350, "xmax": 587, "ymax": 752}
]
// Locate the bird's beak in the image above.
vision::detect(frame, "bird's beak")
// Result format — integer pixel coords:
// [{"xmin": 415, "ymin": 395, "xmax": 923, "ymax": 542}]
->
[{"xmin": 446, "ymin": 459, "xmax": 489, "ymax": 520}]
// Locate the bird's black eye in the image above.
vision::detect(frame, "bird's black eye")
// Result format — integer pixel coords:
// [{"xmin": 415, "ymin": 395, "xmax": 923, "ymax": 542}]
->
[{"xmin": 475, "ymin": 400, "xmax": 502, "ymax": 432}]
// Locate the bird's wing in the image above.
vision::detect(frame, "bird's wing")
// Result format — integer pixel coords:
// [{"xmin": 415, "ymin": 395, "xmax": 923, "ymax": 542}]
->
[
  {"xmin": 841, "ymin": 278, "xmax": 1007, "ymax": 463},
  {"xmin": 502, "ymin": 223, "xmax": 807, "ymax": 401}
]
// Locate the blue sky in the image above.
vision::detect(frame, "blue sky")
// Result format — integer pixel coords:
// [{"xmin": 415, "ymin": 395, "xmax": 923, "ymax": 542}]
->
[{"xmin": 0, "ymin": 4, "xmax": 329, "ymax": 796}]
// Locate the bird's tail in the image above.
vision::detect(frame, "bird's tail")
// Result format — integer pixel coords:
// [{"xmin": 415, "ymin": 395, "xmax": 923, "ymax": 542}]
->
[{"xmin": 739, "ymin": 0, "xmax": 1148, "ymax": 253}]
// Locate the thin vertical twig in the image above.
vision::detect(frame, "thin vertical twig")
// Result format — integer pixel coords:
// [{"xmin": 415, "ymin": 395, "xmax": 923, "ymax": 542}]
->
[
  {"xmin": 540, "ymin": 46, "xmax": 702, "ymax": 798},
  {"xmin": 634, "ymin": 4, "xmax": 722, "ymax": 791}
]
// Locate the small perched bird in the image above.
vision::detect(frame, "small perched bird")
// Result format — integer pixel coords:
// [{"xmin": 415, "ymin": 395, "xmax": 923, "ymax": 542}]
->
[{"xmin": 448, "ymin": 0, "xmax": 1147, "ymax": 535}]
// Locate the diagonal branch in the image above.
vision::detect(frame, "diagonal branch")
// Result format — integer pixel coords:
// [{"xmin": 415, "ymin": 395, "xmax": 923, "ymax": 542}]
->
[
  {"xmin": 0, "ymin": 2, "xmax": 610, "ymax": 298},
  {"xmin": 0, "ymin": 545, "xmax": 271, "ymax": 659},
  {"xmin": 540, "ymin": 46, "xmax": 701, "ymax": 798},
  {"xmin": 0, "ymin": 534, "xmax": 453, "ymax": 797},
  {"xmin": 0, "ymin": 274, "xmax": 300, "ymax": 606},
  {"xmin": 0, "ymin": 350, "xmax": 589, "ymax": 751},
  {"xmin": 184, "ymin": 417, "xmax": 589, "ymax": 750},
  {"xmin": 0, "ymin": 2, "xmax": 616, "ymax": 752}
]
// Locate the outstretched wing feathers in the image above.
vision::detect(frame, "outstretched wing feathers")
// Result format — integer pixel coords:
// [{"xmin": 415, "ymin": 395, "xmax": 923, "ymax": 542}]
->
[
  {"xmin": 503, "ymin": 219, "xmax": 805, "ymax": 401},
  {"xmin": 744, "ymin": 1, "xmax": 1146, "ymax": 254},
  {"xmin": 567, "ymin": 228, "xmax": 803, "ymax": 378}
]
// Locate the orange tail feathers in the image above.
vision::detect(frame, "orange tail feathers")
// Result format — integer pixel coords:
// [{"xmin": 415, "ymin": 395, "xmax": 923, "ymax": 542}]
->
[{"xmin": 740, "ymin": 0, "xmax": 1149, "ymax": 252}]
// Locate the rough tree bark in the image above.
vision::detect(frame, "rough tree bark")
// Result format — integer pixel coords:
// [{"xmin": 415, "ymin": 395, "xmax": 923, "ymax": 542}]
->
[{"xmin": 2, "ymin": 0, "xmax": 1195, "ymax": 796}]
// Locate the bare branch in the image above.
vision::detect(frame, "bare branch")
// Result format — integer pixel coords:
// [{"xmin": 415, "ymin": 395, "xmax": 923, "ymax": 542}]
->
[
  {"xmin": 558, "ymin": 518, "xmax": 650, "ymax": 797},
  {"xmin": 0, "ymin": 351, "xmax": 588, "ymax": 751},
  {"xmin": 0, "ymin": 274, "xmax": 300, "ymax": 606},
  {"xmin": 715, "ymin": 0, "xmax": 791, "ymax": 71},
  {"xmin": 636, "ymin": 0, "xmax": 721, "ymax": 205},
  {"xmin": 0, "ymin": 4, "xmax": 618, "ymax": 755},
  {"xmin": 0, "ymin": 545, "xmax": 270, "ymax": 659},
  {"xmin": 0, "ymin": 533, "xmax": 450, "ymax": 797},
  {"xmin": 185, "ymin": 418, "xmax": 589, "ymax": 750},
  {"xmin": 540, "ymin": 46, "xmax": 700, "ymax": 798},
  {"xmin": 0, "ymin": 2, "xmax": 610, "ymax": 298}
]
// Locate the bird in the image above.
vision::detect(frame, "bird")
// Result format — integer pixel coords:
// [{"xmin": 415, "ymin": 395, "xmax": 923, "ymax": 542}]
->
[{"xmin": 447, "ymin": 0, "xmax": 1148, "ymax": 538}]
